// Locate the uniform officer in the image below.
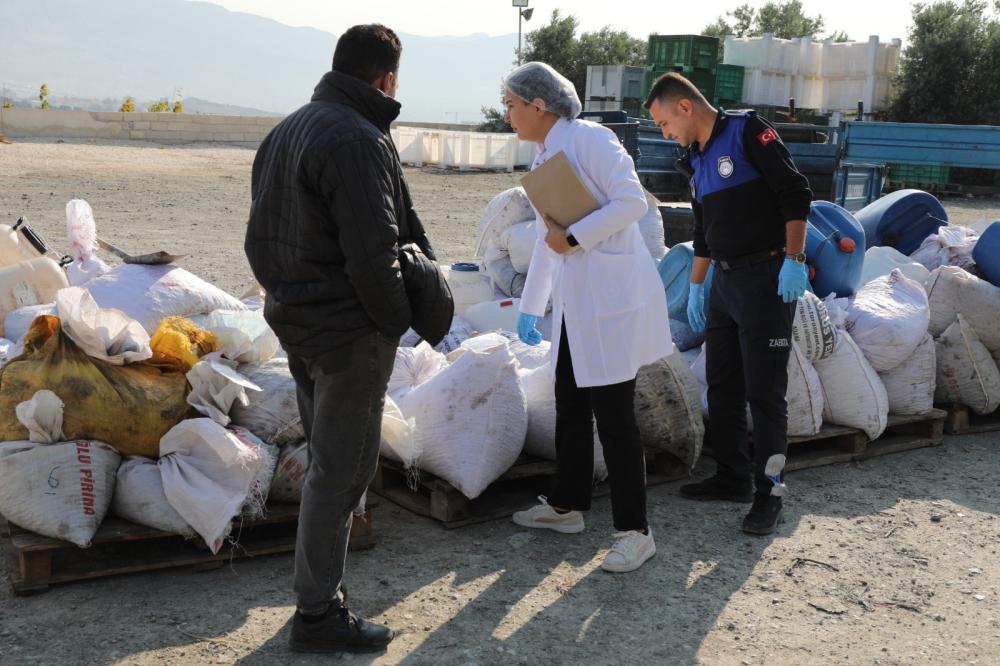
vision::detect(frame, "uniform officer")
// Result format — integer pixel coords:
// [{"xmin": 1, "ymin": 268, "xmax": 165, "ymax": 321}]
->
[{"xmin": 645, "ymin": 72, "xmax": 811, "ymax": 534}]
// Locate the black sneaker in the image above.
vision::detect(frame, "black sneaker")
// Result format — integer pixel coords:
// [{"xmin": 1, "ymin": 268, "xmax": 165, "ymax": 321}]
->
[
  {"xmin": 289, "ymin": 591, "xmax": 394, "ymax": 654},
  {"xmin": 741, "ymin": 494, "xmax": 783, "ymax": 535},
  {"xmin": 679, "ymin": 473, "xmax": 753, "ymax": 503}
]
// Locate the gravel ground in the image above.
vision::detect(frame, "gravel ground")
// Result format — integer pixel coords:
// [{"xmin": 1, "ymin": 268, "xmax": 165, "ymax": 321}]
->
[{"xmin": 0, "ymin": 138, "xmax": 998, "ymax": 666}]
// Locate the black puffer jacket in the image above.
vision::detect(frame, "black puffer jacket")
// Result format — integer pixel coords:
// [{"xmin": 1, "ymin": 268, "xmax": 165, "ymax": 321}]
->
[{"xmin": 246, "ymin": 71, "xmax": 452, "ymax": 357}]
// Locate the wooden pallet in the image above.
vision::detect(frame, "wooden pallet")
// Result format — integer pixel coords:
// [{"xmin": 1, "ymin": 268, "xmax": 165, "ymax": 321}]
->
[
  {"xmin": 2, "ymin": 502, "xmax": 374, "ymax": 595},
  {"xmin": 938, "ymin": 403, "xmax": 1000, "ymax": 435},
  {"xmin": 784, "ymin": 410, "xmax": 946, "ymax": 472},
  {"xmin": 371, "ymin": 450, "xmax": 689, "ymax": 529},
  {"xmin": 703, "ymin": 410, "xmax": 946, "ymax": 473}
]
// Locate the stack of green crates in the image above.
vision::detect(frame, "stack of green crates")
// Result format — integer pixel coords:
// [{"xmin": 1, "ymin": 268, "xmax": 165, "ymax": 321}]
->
[
  {"xmin": 713, "ymin": 64, "xmax": 745, "ymax": 107},
  {"xmin": 647, "ymin": 35, "xmax": 719, "ymax": 70},
  {"xmin": 644, "ymin": 35, "xmax": 721, "ymax": 105}
]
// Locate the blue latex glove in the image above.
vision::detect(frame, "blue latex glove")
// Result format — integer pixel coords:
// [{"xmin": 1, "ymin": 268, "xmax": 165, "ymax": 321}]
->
[
  {"xmin": 687, "ymin": 283, "xmax": 706, "ymax": 334},
  {"xmin": 777, "ymin": 257, "xmax": 809, "ymax": 303},
  {"xmin": 517, "ymin": 313, "xmax": 543, "ymax": 346}
]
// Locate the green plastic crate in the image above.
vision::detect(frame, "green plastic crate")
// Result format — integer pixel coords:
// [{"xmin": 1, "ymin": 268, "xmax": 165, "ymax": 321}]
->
[
  {"xmin": 645, "ymin": 65, "xmax": 716, "ymax": 101},
  {"xmin": 647, "ymin": 35, "xmax": 719, "ymax": 70},
  {"xmin": 714, "ymin": 64, "xmax": 744, "ymax": 105},
  {"xmin": 887, "ymin": 163, "xmax": 951, "ymax": 188}
]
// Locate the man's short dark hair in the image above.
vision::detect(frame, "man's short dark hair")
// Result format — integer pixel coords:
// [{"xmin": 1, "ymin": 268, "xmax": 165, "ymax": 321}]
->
[
  {"xmin": 332, "ymin": 24, "xmax": 402, "ymax": 83},
  {"xmin": 643, "ymin": 72, "xmax": 709, "ymax": 110}
]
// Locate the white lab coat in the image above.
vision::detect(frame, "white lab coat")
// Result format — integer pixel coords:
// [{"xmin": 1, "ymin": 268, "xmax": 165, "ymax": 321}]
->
[{"xmin": 521, "ymin": 118, "xmax": 672, "ymax": 388}]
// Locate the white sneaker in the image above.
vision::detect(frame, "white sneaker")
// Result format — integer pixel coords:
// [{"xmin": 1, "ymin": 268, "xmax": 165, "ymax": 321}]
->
[
  {"xmin": 512, "ymin": 496, "xmax": 585, "ymax": 534},
  {"xmin": 601, "ymin": 529, "xmax": 656, "ymax": 573}
]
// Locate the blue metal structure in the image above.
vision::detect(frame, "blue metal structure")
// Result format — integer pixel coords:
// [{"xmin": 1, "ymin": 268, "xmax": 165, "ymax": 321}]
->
[{"xmin": 841, "ymin": 121, "xmax": 1000, "ymax": 169}]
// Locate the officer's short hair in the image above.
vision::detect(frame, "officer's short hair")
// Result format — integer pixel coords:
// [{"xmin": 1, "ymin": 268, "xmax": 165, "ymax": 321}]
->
[
  {"xmin": 643, "ymin": 72, "xmax": 710, "ymax": 110},
  {"xmin": 333, "ymin": 24, "xmax": 402, "ymax": 83}
]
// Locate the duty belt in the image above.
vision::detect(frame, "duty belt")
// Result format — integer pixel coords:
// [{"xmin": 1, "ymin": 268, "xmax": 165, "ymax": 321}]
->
[{"xmin": 714, "ymin": 247, "xmax": 785, "ymax": 271}]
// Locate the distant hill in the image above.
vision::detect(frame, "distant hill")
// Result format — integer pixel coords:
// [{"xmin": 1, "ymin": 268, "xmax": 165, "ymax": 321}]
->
[{"xmin": 1, "ymin": 0, "xmax": 517, "ymax": 123}]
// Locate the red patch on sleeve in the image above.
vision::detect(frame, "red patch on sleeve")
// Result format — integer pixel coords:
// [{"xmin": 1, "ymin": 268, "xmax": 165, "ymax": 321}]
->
[{"xmin": 757, "ymin": 128, "xmax": 779, "ymax": 147}]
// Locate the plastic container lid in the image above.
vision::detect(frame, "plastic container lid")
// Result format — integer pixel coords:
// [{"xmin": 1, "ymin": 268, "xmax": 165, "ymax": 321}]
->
[
  {"xmin": 450, "ymin": 262, "xmax": 480, "ymax": 272},
  {"xmin": 838, "ymin": 238, "xmax": 857, "ymax": 253}
]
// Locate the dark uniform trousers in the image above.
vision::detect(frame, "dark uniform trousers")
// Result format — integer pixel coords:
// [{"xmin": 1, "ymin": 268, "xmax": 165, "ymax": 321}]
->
[{"xmin": 705, "ymin": 254, "xmax": 796, "ymax": 492}]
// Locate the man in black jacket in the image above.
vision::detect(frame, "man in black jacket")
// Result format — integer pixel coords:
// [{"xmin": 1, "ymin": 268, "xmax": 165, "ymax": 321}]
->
[{"xmin": 246, "ymin": 24, "xmax": 451, "ymax": 654}]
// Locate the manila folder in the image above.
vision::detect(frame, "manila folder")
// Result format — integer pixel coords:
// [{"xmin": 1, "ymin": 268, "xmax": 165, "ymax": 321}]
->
[{"xmin": 520, "ymin": 151, "xmax": 599, "ymax": 229}]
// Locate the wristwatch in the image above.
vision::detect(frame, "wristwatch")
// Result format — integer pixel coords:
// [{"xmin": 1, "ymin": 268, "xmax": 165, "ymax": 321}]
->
[
  {"xmin": 787, "ymin": 251, "xmax": 806, "ymax": 264},
  {"xmin": 566, "ymin": 233, "xmax": 579, "ymax": 248}
]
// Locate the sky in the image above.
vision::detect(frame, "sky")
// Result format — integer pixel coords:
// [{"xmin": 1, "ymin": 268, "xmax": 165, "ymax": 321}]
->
[{"xmin": 192, "ymin": 0, "xmax": 917, "ymax": 43}]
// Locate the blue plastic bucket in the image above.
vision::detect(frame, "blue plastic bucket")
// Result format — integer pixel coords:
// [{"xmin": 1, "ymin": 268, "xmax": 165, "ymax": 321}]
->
[
  {"xmin": 806, "ymin": 201, "xmax": 866, "ymax": 298},
  {"xmin": 972, "ymin": 221, "xmax": 1000, "ymax": 287},
  {"xmin": 854, "ymin": 189, "xmax": 947, "ymax": 255}
]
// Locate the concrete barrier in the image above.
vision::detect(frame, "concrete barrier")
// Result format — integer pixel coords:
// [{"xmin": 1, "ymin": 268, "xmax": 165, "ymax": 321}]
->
[
  {"xmin": 0, "ymin": 109, "xmax": 532, "ymax": 170},
  {"xmin": 0, "ymin": 108, "xmax": 282, "ymax": 146}
]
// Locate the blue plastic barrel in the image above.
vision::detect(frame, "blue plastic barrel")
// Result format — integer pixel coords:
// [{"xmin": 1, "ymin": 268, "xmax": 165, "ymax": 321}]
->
[
  {"xmin": 854, "ymin": 189, "xmax": 948, "ymax": 255},
  {"xmin": 657, "ymin": 241, "xmax": 715, "ymax": 324},
  {"xmin": 972, "ymin": 221, "xmax": 1000, "ymax": 287},
  {"xmin": 806, "ymin": 201, "xmax": 866, "ymax": 298}
]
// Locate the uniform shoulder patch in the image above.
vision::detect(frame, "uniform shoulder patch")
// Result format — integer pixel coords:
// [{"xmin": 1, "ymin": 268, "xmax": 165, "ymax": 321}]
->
[{"xmin": 757, "ymin": 127, "xmax": 779, "ymax": 147}]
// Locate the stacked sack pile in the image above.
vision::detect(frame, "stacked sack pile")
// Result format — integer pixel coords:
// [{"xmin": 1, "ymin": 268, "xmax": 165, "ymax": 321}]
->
[
  {"xmin": 388, "ymin": 187, "xmax": 703, "ymax": 501},
  {"xmin": 856, "ymin": 191, "xmax": 1000, "ymax": 418},
  {"xmin": 676, "ymin": 193, "xmax": 998, "ymax": 444},
  {"xmin": 0, "ymin": 200, "xmax": 298, "ymax": 552}
]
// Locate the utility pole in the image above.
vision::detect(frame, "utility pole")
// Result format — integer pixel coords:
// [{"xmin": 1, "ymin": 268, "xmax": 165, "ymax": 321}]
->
[{"xmin": 514, "ymin": 0, "xmax": 533, "ymax": 65}]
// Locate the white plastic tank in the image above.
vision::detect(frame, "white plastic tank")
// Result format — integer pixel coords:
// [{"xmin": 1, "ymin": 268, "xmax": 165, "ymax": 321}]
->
[
  {"xmin": 0, "ymin": 222, "xmax": 46, "ymax": 268},
  {"xmin": 0, "ymin": 258, "xmax": 70, "ymax": 336},
  {"xmin": 464, "ymin": 297, "xmax": 522, "ymax": 334},
  {"xmin": 441, "ymin": 262, "xmax": 494, "ymax": 318},
  {"xmin": 859, "ymin": 246, "xmax": 931, "ymax": 287}
]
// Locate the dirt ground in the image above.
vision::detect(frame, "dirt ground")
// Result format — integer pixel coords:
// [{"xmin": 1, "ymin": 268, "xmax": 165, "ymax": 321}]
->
[{"xmin": 1, "ymin": 139, "xmax": 999, "ymax": 666}]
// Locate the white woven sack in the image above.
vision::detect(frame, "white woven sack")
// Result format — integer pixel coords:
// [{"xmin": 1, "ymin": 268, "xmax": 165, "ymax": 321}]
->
[
  {"xmin": 934, "ymin": 315, "xmax": 1000, "ymax": 415},
  {"xmin": 159, "ymin": 418, "xmax": 262, "ymax": 553},
  {"xmin": 879, "ymin": 334, "xmax": 936, "ymax": 416},
  {"xmin": 518, "ymin": 364, "xmax": 608, "ymax": 482},
  {"xmin": 388, "ymin": 343, "xmax": 449, "ymax": 403},
  {"xmin": 792, "ymin": 292, "xmax": 837, "ymax": 363},
  {"xmin": 925, "ymin": 266, "xmax": 1000, "ymax": 352},
  {"xmin": 505, "ymin": 220, "xmax": 537, "ymax": 275},
  {"xmin": 113, "ymin": 456, "xmax": 194, "ymax": 536},
  {"xmin": 84, "ymin": 264, "xmax": 246, "ymax": 334},
  {"xmin": 229, "ymin": 426, "xmax": 279, "ymax": 519},
  {"xmin": 0, "ymin": 440, "xmax": 119, "ymax": 547},
  {"xmin": 269, "ymin": 440, "xmax": 308, "ymax": 503},
  {"xmin": 634, "ymin": 348, "xmax": 705, "ymax": 469},
  {"xmin": 379, "ymin": 397, "xmax": 418, "ymax": 469},
  {"xmin": 910, "ymin": 225, "xmax": 978, "ymax": 272},
  {"xmin": 846, "ymin": 269, "xmax": 930, "ymax": 372},
  {"xmin": 509, "ymin": 338, "xmax": 551, "ymax": 370},
  {"xmin": 397, "ymin": 342, "xmax": 527, "ymax": 499},
  {"xmin": 814, "ymin": 331, "xmax": 889, "ymax": 440},
  {"xmin": 231, "ymin": 356, "xmax": 304, "ymax": 446},
  {"xmin": 4, "ymin": 304, "xmax": 56, "ymax": 344},
  {"xmin": 454, "ymin": 333, "xmax": 551, "ymax": 370},
  {"xmin": 474, "ymin": 187, "xmax": 536, "ymax": 258},
  {"xmin": 433, "ymin": 315, "xmax": 475, "ymax": 354},
  {"xmin": 188, "ymin": 309, "xmax": 280, "ymax": 364},
  {"xmin": 786, "ymin": 341, "xmax": 824, "ymax": 437}
]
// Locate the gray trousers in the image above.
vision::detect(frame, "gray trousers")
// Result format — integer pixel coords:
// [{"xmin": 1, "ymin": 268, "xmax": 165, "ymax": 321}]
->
[{"xmin": 286, "ymin": 331, "xmax": 397, "ymax": 615}]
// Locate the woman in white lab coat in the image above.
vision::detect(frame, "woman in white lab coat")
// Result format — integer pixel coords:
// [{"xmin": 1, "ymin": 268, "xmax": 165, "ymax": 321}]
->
[{"xmin": 506, "ymin": 62, "xmax": 672, "ymax": 573}]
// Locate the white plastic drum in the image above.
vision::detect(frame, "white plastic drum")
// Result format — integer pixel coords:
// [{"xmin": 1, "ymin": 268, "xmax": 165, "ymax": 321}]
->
[
  {"xmin": 0, "ymin": 258, "xmax": 70, "ymax": 336},
  {"xmin": 441, "ymin": 262, "xmax": 494, "ymax": 318}
]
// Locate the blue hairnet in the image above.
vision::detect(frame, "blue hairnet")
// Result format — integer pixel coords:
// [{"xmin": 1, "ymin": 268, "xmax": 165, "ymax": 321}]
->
[{"xmin": 503, "ymin": 62, "xmax": 582, "ymax": 119}]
